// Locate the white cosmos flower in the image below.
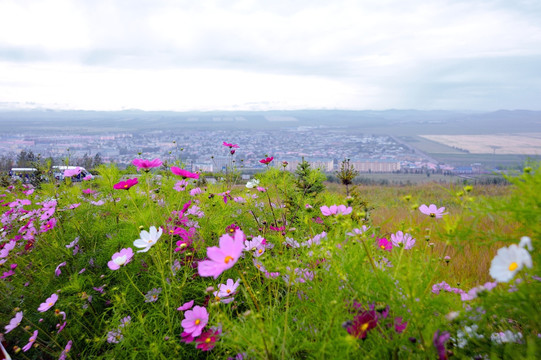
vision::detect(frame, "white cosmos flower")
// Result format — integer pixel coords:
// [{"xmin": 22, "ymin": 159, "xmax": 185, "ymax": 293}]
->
[
  {"xmin": 246, "ymin": 179, "xmax": 260, "ymax": 189},
  {"xmin": 489, "ymin": 244, "xmax": 532, "ymax": 282},
  {"xmin": 133, "ymin": 226, "xmax": 163, "ymax": 253}
]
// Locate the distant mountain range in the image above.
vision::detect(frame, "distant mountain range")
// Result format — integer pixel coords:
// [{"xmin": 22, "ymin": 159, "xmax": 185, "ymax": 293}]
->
[{"xmin": 1, "ymin": 108, "xmax": 540, "ymax": 135}]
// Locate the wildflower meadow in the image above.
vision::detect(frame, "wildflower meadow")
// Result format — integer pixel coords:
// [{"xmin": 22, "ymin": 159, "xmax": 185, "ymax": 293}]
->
[{"xmin": 1, "ymin": 148, "xmax": 540, "ymax": 359}]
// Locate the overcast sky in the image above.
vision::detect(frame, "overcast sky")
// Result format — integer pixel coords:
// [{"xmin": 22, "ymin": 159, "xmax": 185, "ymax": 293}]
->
[{"xmin": 1, "ymin": 0, "xmax": 540, "ymax": 111}]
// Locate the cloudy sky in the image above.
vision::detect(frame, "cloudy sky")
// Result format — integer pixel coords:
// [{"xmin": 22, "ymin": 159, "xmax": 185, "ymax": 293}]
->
[{"xmin": 1, "ymin": 0, "xmax": 540, "ymax": 111}]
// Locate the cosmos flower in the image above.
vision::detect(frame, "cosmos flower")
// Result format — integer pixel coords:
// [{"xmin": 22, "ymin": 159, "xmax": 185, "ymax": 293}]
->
[
  {"xmin": 223, "ymin": 141, "xmax": 239, "ymax": 149},
  {"xmin": 347, "ymin": 226, "xmax": 370, "ymax": 236},
  {"xmin": 390, "ymin": 231, "xmax": 416, "ymax": 249},
  {"xmin": 59, "ymin": 340, "xmax": 72, "ymax": 360},
  {"xmin": 4, "ymin": 311, "xmax": 23, "ymax": 333},
  {"xmin": 107, "ymin": 248, "xmax": 134, "ymax": 270},
  {"xmin": 344, "ymin": 310, "xmax": 378, "ymax": 339},
  {"xmin": 22, "ymin": 330, "xmax": 38, "ymax": 352},
  {"xmin": 177, "ymin": 300, "xmax": 194, "ymax": 311},
  {"xmin": 489, "ymin": 244, "xmax": 532, "ymax": 282},
  {"xmin": 246, "ymin": 179, "xmax": 260, "ymax": 188},
  {"xmin": 38, "ymin": 293, "xmax": 59, "ymax": 312},
  {"xmin": 133, "ymin": 226, "xmax": 163, "ymax": 253},
  {"xmin": 214, "ymin": 278, "xmax": 240, "ymax": 303},
  {"xmin": 113, "ymin": 178, "xmax": 139, "ymax": 190},
  {"xmin": 144, "ymin": 288, "xmax": 162, "ymax": 303},
  {"xmin": 55, "ymin": 262, "xmax": 66, "ymax": 276},
  {"xmin": 195, "ymin": 329, "xmax": 221, "ymax": 351},
  {"xmin": 171, "ymin": 167, "xmax": 199, "ymax": 179},
  {"xmin": 63, "ymin": 167, "xmax": 81, "ymax": 177},
  {"xmin": 132, "ymin": 158, "xmax": 162, "ymax": 171},
  {"xmin": 198, "ymin": 230, "xmax": 245, "ymax": 279},
  {"xmin": 259, "ymin": 157, "xmax": 274, "ymax": 165},
  {"xmin": 320, "ymin": 205, "xmax": 352, "ymax": 216},
  {"xmin": 433, "ymin": 330, "xmax": 450, "ymax": 360},
  {"xmin": 377, "ymin": 238, "xmax": 393, "ymax": 252},
  {"xmin": 419, "ymin": 204, "xmax": 447, "ymax": 218},
  {"xmin": 181, "ymin": 305, "xmax": 208, "ymax": 338}
]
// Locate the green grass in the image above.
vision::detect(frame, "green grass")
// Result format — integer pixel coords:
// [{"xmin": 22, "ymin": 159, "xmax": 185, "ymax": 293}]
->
[{"xmin": 0, "ymin": 162, "xmax": 540, "ymax": 359}]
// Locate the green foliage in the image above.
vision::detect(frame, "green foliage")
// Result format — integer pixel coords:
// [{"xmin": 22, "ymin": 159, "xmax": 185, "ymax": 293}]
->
[
  {"xmin": 336, "ymin": 158, "xmax": 359, "ymax": 196},
  {"xmin": 0, "ymin": 162, "xmax": 539, "ymax": 359}
]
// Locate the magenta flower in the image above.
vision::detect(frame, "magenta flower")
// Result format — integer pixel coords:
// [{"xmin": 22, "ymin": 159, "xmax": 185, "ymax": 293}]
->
[
  {"xmin": 390, "ymin": 231, "xmax": 416, "ymax": 249},
  {"xmin": 394, "ymin": 317, "xmax": 407, "ymax": 333},
  {"xmin": 22, "ymin": 330, "xmax": 38, "ymax": 352},
  {"xmin": 419, "ymin": 204, "xmax": 447, "ymax": 218},
  {"xmin": 433, "ymin": 330, "xmax": 450, "ymax": 360},
  {"xmin": 59, "ymin": 340, "xmax": 72, "ymax": 360},
  {"xmin": 195, "ymin": 329, "xmax": 220, "ymax": 351},
  {"xmin": 320, "ymin": 204, "xmax": 352, "ymax": 216},
  {"xmin": 113, "ymin": 178, "xmax": 139, "ymax": 190},
  {"xmin": 132, "ymin": 158, "xmax": 162, "ymax": 171},
  {"xmin": 55, "ymin": 262, "xmax": 66, "ymax": 276},
  {"xmin": 198, "ymin": 230, "xmax": 245, "ymax": 279},
  {"xmin": 38, "ymin": 293, "xmax": 58, "ymax": 312},
  {"xmin": 107, "ymin": 248, "xmax": 134, "ymax": 270},
  {"xmin": 82, "ymin": 188, "xmax": 96, "ymax": 195},
  {"xmin": 344, "ymin": 310, "xmax": 378, "ymax": 339},
  {"xmin": 181, "ymin": 305, "xmax": 208, "ymax": 337},
  {"xmin": 223, "ymin": 141, "xmax": 239, "ymax": 149},
  {"xmin": 171, "ymin": 166, "xmax": 199, "ymax": 179},
  {"xmin": 63, "ymin": 167, "xmax": 81, "ymax": 177},
  {"xmin": 259, "ymin": 156, "xmax": 274, "ymax": 165},
  {"xmin": 177, "ymin": 300, "xmax": 194, "ymax": 311},
  {"xmin": 377, "ymin": 238, "xmax": 393, "ymax": 252},
  {"xmin": 40, "ymin": 218, "xmax": 57, "ymax": 232},
  {"xmin": 4, "ymin": 311, "xmax": 23, "ymax": 333}
]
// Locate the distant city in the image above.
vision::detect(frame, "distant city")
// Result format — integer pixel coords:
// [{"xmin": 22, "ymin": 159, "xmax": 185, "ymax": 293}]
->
[{"xmin": 1, "ymin": 109, "xmax": 540, "ymax": 174}]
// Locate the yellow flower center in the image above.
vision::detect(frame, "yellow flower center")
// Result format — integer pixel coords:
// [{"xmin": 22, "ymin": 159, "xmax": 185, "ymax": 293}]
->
[
  {"xmin": 195, "ymin": 319, "xmax": 200, "ymax": 325},
  {"xmin": 380, "ymin": 245, "xmax": 385, "ymax": 249},
  {"xmin": 224, "ymin": 256, "xmax": 233, "ymax": 264},
  {"xmin": 48, "ymin": 302, "xmax": 53, "ymax": 306},
  {"xmin": 124, "ymin": 184, "xmax": 128, "ymax": 188},
  {"xmin": 430, "ymin": 213, "xmax": 435, "ymax": 217},
  {"xmin": 360, "ymin": 323, "xmax": 369, "ymax": 332},
  {"xmin": 215, "ymin": 296, "xmax": 220, "ymax": 301},
  {"xmin": 205, "ymin": 337, "xmax": 212, "ymax": 343},
  {"xmin": 226, "ymin": 289, "xmax": 231, "ymax": 294},
  {"xmin": 508, "ymin": 262, "xmax": 518, "ymax": 271},
  {"xmin": 258, "ymin": 249, "xmax": 263, "ymax": 254}
]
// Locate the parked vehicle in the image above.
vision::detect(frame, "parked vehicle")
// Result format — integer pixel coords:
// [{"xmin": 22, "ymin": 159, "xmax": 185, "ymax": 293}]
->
[{"xmin": 9, "ymin": 167, "xmax": 39, "ymax": 182}]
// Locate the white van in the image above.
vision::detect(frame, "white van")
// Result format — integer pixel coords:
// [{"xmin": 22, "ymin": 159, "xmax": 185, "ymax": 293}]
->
[
  {"xmin": 52, "ymin": 166, "xmax": 94, "ymax": 181},
  {"xmin": 10, "ymin": 167, "xmax": 39, "ymax": 182}
]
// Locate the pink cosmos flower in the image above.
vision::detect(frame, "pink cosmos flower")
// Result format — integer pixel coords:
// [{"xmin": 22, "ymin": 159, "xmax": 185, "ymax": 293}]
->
[
  {"xmin": 171, "ymin": 167, "xmax": 199, "ymax": 179},
  {"xmin": 59, "ymin": 340, "xmax": 72, "ymax": 360},
  {"xmin": 177, "ymin": 300, "xmax": 194, "ymax": 311},
  {"xmin": 55, "ymin": 262, "xmax": 66, "ymax": 276},
  {"xmin": 394, "ymin": 317, "xmax": 407, "ymax": 333},
  {"xmin": 433, "ymin": 330, "xmax": 450, "ymax": 360},
  {"xmin": 347, "ymin": 226, "xmax": 370, "ymax": 236},
  {"xmin": 190, "ymin": 187, "xmax": 202, "ymax": 196},
  {"xmin": 259, "ymin": 156, "xmax": 274, "ymax": 165},
  {"xmin": 82, "ymin": 188, "xmax": 96, "ymax": 195},
  {"xmin": 390, "ymin": 231, "xmax": 416, "ymax": 249},
  {"xmin": 377, "ymin": 238, "xmax": 393, "ymax": 252},
  {"xmin": 107, "ymin": 248, "xmax": 134, "ymax": 270},
  {"xmin": 22, "ymin": 330, "xmax": 38, "ymax": 352},
  {"xmin": 419, "ymin": 204, "xmax": 447, "ymax": 218},
  {"xmin": 320, "ymin": 204, "xmax": 352, "ymax": 216},
  {"xmin": 195, "ymin": 329, "xmax": 220, "ymax": 351},
  {"xmin": 40, "ymin": 218, "xmax": 57, "ymax": 233},
  {"xmin": 256, "ymin": 186, "xmax": 267, "ymax": 192},
  {"xmin": 132, "ymin": 158, "xmax": 162, "ymax": 171},
  {"xmin": 4, "ymin": 311, "xmax": 23, "ymax": 333},
  {"xmin": 181, "ymin": 305, "xmax": 208, "ymax": 337},
  {"xmin": 38, "ymin": 293, "xmax": 58, "ymax": 312},
  {"xmin": 83, "ymin": 175, "xmax": 93, "ymax": 181},
  {"xmin": 214, "ymin": 278, "xmax": 240, "ymax": 303},
  {"xmin": 198, "ymin": 230, "xmax": 245, "ymax": 279},
  {"xmin": 63, "ymin": 167, "xmax": 81, "ymax": 177},
  {"xmin": 69, "ymin": 203, "xmax": 80, "ymax": 209},
  {"xmin": 174, "ymin": 180, "xmax": 188, "ymax": 192},
  {"xmin": 113, "ymin": 178, "xmax": 138, "ymax": 190},
  {"xmin": 223, "ymin": 141, "xmax": 239, "ymax": 149}
]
